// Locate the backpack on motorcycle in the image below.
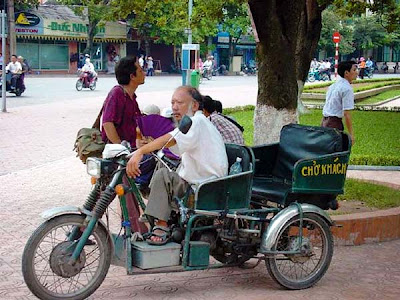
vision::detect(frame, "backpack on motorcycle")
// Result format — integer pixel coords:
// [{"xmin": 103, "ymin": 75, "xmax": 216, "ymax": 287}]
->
[{"xmin": 73, "ymin": 105, "xmax": 105, "ymax": 163}]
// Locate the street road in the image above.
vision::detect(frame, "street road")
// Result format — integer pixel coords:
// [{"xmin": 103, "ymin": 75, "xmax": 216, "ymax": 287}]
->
[{"xmin": 3, "ymin": 74, "xmax": 259, "ymax": 109}]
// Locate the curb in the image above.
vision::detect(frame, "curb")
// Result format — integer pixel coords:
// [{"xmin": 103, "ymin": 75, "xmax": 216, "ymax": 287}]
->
[
  {"xmin": 348, "ymin": 165, "xmax": 400, "ymax": 171},
  {"xmin": 331, "ymin": 207, "xmax": 400, "ymax": 246}
]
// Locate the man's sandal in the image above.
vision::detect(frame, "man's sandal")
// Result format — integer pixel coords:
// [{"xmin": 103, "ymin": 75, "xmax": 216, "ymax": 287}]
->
[{"xmin": 146, "ymin": 225, "xmax": 171, "ymax": 246}]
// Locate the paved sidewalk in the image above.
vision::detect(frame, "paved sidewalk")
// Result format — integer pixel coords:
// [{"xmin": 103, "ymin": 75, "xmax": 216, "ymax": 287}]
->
[{"xmin": 1, "ymin": 90, "xmax": 399, "ymax": 299}]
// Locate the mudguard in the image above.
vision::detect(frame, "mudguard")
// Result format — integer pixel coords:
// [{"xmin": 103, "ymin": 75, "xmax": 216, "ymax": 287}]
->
[
  {"xmin": 260, "ymin": 203, "xmax": 333, "ymax": 253},
  {"xmin": 40, "ymin": 206, "xmax": 115, "ymax": 252}
]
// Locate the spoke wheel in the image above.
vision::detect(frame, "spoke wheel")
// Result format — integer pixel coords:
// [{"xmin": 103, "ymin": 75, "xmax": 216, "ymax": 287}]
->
[
  {"xmin": 89, "ymin": 81, "xmax": 96, "ymax": 91},
  {"xmin": 266, "ymin": 213, "xmax": 333, "ymax": 290},
  {"xmin": 22, "ymin": 214, "xmax": 112, "ymax": 300},
  {"xmin": 308, "ymin": 74, "xmax": 315, "ymax": 82},
  {"xmin": 76, "ymin": 80, "xmax": 83, "ymax": 91}
]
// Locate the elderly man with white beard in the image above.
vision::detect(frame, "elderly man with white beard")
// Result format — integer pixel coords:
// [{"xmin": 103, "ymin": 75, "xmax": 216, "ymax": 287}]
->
[{"xmin": 127, "ymin": 85, "xmax": 228, "ymax": 245}]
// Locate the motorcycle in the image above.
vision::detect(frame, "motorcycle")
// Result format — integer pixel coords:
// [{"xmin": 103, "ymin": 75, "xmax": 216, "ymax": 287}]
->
[
  {"xmin": 242, "ymin": 64, "xmax": 257, "ymax": 75},
  {"xmin": 0, "ymin": 71, "xmax": 25, "ymax": 96},
  {"xmin": 76, "ymin": 70, "xmax": 97, "ymax": 91},
  {"xmin": 363, "ymin": 67, "xmax": 374, "ymax": 79},
  {"xmin": 22, "ymin": 119, "xmax": 352, "ymax": 300},
  {"xmin": 307, "ymin": 68, "xmax": 330, "ymax": 82}
]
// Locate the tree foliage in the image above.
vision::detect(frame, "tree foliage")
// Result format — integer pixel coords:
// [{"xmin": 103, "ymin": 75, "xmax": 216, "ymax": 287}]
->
[
  {"xmin": 55, "ymin": 0, "xmax": 114, "ymax": 55},
  {"xmin": 318, "ymin": 7, "xmax": 355, "ymax": 55}
]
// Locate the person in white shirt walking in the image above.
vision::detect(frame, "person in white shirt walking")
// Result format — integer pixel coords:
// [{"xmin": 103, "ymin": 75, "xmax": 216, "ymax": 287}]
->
[
  {"xmin": 5, "ymin": 54, "xmax": 22, "ymax": 90},
  {"xmin": 127, "ymin": 86, "xmax": 228, "ymax": 245},
  {"xmin": 321, "ymin": 61, "xmax": 358, "ymax": 145}
]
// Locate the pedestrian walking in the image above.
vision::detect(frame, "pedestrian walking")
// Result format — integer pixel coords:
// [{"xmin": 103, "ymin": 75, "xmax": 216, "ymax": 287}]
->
[
  {"xmin": 359, "ymin": 57, "xmax": 366, "ymax": 79},
  {"xmin": 146, "ymin": 56, "xmax": 154, "ymax": 76},
  {"xmin": 321, "ymin": 61, "xmax": 357, "ymax": 145}
]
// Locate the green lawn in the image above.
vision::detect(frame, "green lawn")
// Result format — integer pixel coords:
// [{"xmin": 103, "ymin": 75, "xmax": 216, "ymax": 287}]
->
[
  {"xmin": 303, "ymin": 89, "xmax": 400, "ymax": 105},
  {"xmin": 356, "ymin": 89, "xmax": 400, "ymax": 105},
  {"xmin": 229, "ymin": 109, "xmax": 400, "ymax": 166},
  {"xmin": 338, "ymin": 179, "xmax": 400, "ymax": 209}
]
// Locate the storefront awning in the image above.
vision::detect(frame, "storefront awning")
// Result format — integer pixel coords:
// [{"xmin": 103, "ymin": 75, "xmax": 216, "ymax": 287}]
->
[{"xmin": 16, "ymin": 34, "xmax": 127, "ymax": 43}]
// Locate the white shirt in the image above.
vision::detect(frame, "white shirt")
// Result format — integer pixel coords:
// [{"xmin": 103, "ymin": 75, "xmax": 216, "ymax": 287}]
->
[
  {"xmin": 6, "ymin": 61, "xmax": 22, "ymax": 74},
  {"xmin": 169, "ymin": 111, "xmax": 228, "ymax": 185},
  {"xmin": 81, "ymin": 62, "xmax": 96, "ymax": 75},
  {"xmin": 323, "ymin": 77, "xmax": 354, "ymax": 118},
  {"xmin": 203, "ymin": 60, "xmax": 213, "ymax": 68},
  {"xmin": 139, "ymin": 57, "xmax": 144, "ymax": 68}
]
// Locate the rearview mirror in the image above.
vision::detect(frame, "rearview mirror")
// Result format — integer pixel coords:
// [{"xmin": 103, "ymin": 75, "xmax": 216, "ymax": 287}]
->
[{"xmin": 179, "ymin": 115, "xmax": 192, "ymax": 134}]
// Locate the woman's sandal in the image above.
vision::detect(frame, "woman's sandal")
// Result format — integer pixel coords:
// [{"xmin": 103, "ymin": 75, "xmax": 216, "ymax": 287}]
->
[{"xmin": 146, "ymin": 225, "xmax": 171, "ymax": 246}]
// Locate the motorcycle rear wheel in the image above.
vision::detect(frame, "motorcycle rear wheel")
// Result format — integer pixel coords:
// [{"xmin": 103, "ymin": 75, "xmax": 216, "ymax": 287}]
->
[
  {"xmin": 76, "ymin": 79, "xmax": 83, "ymax": 91},
  {"xmin": 265, "ymin": 213, "xmax": 333, "ymax": 290},
  {"xmin": 22, "ymin": 214, "xmax": 112, "ymax": 300}
]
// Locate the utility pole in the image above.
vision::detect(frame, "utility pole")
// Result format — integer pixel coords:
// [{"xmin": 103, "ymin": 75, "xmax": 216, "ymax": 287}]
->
[
  {"xmin": 7, "ymin": 0, "xmax": 15, "ymax": 58},
  {"xmin": 185, "ymin": 0, "xmax": 193, "ymax": 85},
  {"xmin": 1, "ymin": 7, "xmax": 7, "ymax": 112}
]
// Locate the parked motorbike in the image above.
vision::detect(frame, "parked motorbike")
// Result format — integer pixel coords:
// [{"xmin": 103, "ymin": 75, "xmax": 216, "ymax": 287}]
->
[
  {"xmin": 0, "ymin": 71, "xmax": 25, "ymax": 96},
  {"xmin": 76, "ymin": 70, "xmax": 97, "ymax": 91},
  {"xmin": 307, "ymin": 68, "xmax": 330, "ymax": 82},
  {"xmin": 22, "ymin": 118, "xmax": 351, "ymax": 300}
]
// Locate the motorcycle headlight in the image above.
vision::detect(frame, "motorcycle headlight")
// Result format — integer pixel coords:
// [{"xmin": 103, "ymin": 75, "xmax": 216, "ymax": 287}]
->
[{"xmin": 86, "ymin": 158, "xmax": 102, "ymax": 178}]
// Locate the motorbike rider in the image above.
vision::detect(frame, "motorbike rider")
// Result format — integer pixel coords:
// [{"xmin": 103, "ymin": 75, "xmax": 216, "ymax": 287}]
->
[
  {"xmin": 17, "ymin": 56, "xmax": 28, "ymax": 91},
  {"xmin": 5, "ymin": 54, "xmax": 22, "ymax": 90},
  {"xmin": 127, "ymin": 86, "xmax": 228, "ymax": 245},
  {"xmin": 203, "ymin": 56, "xmax": 213, "ymax": 77},
  {"xmin": 81, "ymin": 57, "xmax": 97, "ymax": 84}
]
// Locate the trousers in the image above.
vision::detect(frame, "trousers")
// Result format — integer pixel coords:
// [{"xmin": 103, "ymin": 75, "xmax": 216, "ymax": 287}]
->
[{"xmin": 145, "ymin": 168, "xmax": 189, "ymax": 221}]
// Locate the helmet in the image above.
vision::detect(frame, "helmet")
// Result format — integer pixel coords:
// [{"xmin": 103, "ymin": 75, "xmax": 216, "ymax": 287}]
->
[{"xmin": 161, "ymin": 107, "xmax": 173, "ymax": 118}]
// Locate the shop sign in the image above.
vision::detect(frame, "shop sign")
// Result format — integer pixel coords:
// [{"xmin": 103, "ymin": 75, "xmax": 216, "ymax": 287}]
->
[
  {"xmin": 15, "ymin": 12, "xmax": 41, "ymax": 27},
  {"xmin": 15, "ymin": 12, "xmax": 43, "ymax": 35},
  {"xmin": 43, "ymin": 20, "xmax": 126, "ymax": 39}
]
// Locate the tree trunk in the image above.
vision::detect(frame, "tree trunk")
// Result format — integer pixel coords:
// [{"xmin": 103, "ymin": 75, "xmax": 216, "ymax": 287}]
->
[
  {"xmin": 144, "ymin": 36, "xmax": 151, "ymax": 56},
  {"xmin": 7, "ymin": 0, "xmax": 16, "ymax": 58},
  {"xmin": 85, "ymin": 20, "xmax": 97, "ymax": 56},
  {"xmin": 248, "ymin": 0, "xmax": 325, "ymax": 144},
  {"xmin": 294, "ymin": 1, "xmax": 325, "ymax": 113},
  {"xmin": 228, "ymin": 35, "xmax": 234, "ymax": 72}
]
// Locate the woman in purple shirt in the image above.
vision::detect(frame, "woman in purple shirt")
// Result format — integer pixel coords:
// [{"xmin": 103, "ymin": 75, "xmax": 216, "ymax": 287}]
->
[{"xmin": 102, "ymin": 56, "xmax": 145, "ymax": 146}]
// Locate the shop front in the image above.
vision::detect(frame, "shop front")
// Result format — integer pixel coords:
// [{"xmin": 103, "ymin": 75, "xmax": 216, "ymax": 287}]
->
[{"xmin": 14, "ymin": 6, "xmax": 127, "ymax": 73}]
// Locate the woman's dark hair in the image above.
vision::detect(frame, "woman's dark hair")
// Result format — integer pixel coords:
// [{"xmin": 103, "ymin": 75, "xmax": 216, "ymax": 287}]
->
[
  {"xmin": 214, "ymin": 100, "xmax": 223, "ymax": 113},
  {"xmin": 203, "ymin": 95, "xmax": 216, "ymax": 114},
  {"xmin": 338, "ymin": 61, "xmax": 356, "ymax": 78},
  {"xmin": 115, "ymin": 56, "xmax": 138, "ymax": 85}
]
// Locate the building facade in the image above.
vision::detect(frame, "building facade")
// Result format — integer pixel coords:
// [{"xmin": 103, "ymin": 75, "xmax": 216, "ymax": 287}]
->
[{"xmin": 14, "ymin": 5, "xmax": 126, "ymax": 73}]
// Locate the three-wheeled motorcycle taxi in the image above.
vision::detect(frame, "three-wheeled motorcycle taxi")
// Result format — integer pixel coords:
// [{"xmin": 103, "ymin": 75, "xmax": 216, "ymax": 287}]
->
[{"xmin": 22, "ymin": 120, "xmax": 351, "ymax": 300}]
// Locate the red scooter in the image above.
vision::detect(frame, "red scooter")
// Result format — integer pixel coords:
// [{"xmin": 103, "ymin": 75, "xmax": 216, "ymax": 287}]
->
[{"xmin": 76, "ymin": 70, "xmax": 97, "ymax": 91}]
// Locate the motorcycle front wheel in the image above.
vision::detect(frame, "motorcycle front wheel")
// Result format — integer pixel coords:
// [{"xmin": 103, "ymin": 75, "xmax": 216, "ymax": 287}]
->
[
  {"xmin": 22, "ymin": 214, "xmax": 112, "ymax": 300},
  {"xmin": 307, "ymin": 74, "xmax": 315, "ymax": 82},
  {"xmin": 265, "ymin": 213, "xmax": 333, "ymax": 290},
  {"xmin": 76, "ymin": 79, "xmax": 83, "ymax": 91}
]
